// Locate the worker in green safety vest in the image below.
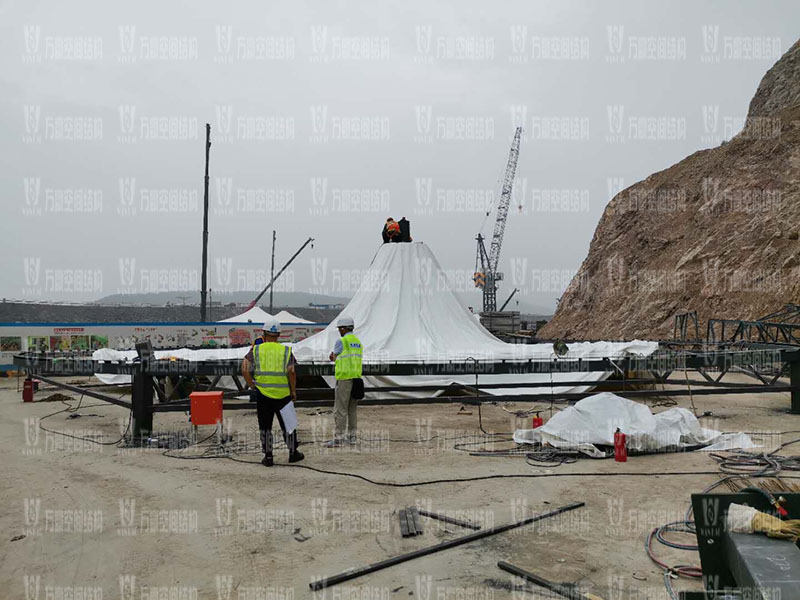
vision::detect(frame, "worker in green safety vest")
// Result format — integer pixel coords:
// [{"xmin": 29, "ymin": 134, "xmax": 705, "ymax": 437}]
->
[
  {"xmin": 325, "ymin": 316, "xmax": 363, "ymax": 447},
  {"xmin": 242, "ymin": 318, "xmax": 304, "ymax": 467}
]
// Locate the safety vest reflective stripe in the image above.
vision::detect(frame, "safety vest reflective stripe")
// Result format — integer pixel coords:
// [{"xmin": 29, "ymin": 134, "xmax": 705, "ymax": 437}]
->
[
  {"xmin": 254, "ymin": 343, "xmax": 291, "ymax": 398},
  {"xmin": 335, "ymin": 333, "xmax": 363, "ymax": 380}
]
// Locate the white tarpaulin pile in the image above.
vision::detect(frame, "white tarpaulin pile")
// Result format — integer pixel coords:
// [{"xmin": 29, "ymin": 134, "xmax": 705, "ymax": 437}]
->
[{"xmin": 513, "ymin": 392, "xmax": 756, "ymax": 458}]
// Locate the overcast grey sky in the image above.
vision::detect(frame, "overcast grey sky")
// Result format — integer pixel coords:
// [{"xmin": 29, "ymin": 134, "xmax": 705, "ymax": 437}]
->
[{"xmin": 1, "ymin": 0, "xmax": 797, "ymax": 312}]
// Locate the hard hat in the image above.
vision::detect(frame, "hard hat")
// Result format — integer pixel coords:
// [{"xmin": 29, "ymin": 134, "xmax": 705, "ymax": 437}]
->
[
  {"xmin": 262, "ymin": 318, "xmax": 281, "ymax": 335},
  {"xmin": 337, "ymin": 316, "xmax": 354, "ymax": 328}
]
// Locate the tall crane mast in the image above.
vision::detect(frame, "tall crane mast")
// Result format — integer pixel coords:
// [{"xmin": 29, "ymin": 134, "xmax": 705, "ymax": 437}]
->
[{"xmin": 473, "ymin": 127, "xmax": 522, "ymax": 312}]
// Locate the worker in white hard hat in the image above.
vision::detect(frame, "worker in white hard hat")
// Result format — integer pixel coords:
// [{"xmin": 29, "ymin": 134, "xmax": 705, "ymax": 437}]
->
[
  {"xmin": 242, "ymin": 317, "xmax": 304, "ymax": 466},
  {"xmin": 325, "ymin": 315, "xmax": 363, "ymax": 447}
]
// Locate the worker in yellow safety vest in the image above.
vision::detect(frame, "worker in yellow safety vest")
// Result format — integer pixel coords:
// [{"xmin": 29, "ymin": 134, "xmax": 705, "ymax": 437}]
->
[
  {"xmin": 325, "ymin": 316, "xmax": 363, "ymax": 447},
  {"xmin": 242, "ymin": 318, "xmax": 304, "ymax": 466}
]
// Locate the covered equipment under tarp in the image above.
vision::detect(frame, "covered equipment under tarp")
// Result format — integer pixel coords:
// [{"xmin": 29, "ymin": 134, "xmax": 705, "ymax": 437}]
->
[{"xmin": 513, "ymin": 392, "xmax": 756, "ymax": 457}]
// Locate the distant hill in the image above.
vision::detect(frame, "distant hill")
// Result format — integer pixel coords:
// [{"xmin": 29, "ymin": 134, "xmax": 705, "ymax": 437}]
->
[
  {"xmin": 96, "ymin": 291, "xmax": 350, "ymax": 308},
  {"xmin": 0, "ymin": 301, "xmax": 339, "ymax": 324}
]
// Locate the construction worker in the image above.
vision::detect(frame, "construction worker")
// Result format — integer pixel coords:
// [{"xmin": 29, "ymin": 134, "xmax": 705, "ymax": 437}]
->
[
  {"xmin": 241, "ymin": 318, "xmax": 304, "ymax": 466},
  {"xmin": 382, "ymin": 218, "xmax": 400, "ymax": 243},
  {"xmin": 325, "ymin": 316, "xmax": 363, "ymax": 447},
  {"xmin": 398, "ymin": 217, "xmax": 412, "ymax": 242}
]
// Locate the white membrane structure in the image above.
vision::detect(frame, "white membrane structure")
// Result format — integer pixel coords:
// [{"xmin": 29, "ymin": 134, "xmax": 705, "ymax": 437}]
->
[
  {"xmin": 291, "ymin": 242, "xmax": 657, "ymax": 398},
  {"xmin": 94, "ymin": 242, "xmax": 657, "ymax": 396}
]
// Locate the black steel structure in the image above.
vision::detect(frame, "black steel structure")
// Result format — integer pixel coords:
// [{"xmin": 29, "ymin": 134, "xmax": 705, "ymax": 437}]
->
[
  {"xmin": 690, "ymin": 492, "xmax": 800, "ymax": 600},
  {"xmin": 13, "ymin": 344, "xmax": 800, "ymax": 442}
]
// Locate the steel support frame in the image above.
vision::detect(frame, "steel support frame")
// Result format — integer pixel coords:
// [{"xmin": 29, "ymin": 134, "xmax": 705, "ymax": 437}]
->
[{"xmin": 16, "ymin": 347, "xmax": 800, "ymax": 435}]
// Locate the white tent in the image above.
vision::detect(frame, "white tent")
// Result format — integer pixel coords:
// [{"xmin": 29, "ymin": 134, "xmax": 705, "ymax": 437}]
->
[
  {"xmin": 218, "ymin": 306, "xmax": 273, "ymax": 324},
  {"xmin": 274, "ymin": 310, "xmax": 313, "ymax": 324}
]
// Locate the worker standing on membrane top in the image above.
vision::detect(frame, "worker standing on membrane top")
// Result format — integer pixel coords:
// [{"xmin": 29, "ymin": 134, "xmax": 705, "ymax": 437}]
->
[
  {"xmin": 242, "ymin": 318, "xmax": 304, "ymax": 466},
  {"xmin": 326, "ymin": 316, "xmax": 363, "ymax": 447}
]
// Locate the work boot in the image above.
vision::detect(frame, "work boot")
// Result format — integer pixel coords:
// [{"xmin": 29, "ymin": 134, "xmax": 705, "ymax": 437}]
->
[
  {"xmin": 347, "ymin": 433, "xmax": 358, "ymax": 445},
  {"xmin": 261, "ymin": 456, "xmax": 274, "ymax": 467},
  {"xmin": 323, "ymin": 439, "xmax": 343, "ymax": 448},
  {"xmin": 288, "ymin": 450, "xmax": 305, "ymax": 463}
]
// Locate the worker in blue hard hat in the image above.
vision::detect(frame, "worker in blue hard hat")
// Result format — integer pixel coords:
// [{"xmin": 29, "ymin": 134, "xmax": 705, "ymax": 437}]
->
[
  {"xmin": 325, "ymin": 315, "xmax": 363, "ymax": 447},
  {"xmin": 242, "ymin": 317, "xmax": 304, "ymax": 466}
]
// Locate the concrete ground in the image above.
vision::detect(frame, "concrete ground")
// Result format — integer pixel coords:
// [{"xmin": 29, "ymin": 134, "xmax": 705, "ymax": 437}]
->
[{"xmin": 1, "ymin": 373, "xmax": 798, "ymax": 600}]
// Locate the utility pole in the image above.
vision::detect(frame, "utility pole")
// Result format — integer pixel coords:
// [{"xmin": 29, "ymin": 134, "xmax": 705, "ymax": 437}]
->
[
  {"xmin": 269, "ymin": 230, "xmax": 276, "ymax": 313},
  {"xmin": 200, "ymin": 123, "xmax": 211, "ymax": 322}
]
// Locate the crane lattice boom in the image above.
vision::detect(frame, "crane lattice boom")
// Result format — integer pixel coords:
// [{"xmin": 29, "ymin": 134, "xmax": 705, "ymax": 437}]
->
[{"xmin": 473, "ymin": 127, "xmax": 523, "ymax": 313}]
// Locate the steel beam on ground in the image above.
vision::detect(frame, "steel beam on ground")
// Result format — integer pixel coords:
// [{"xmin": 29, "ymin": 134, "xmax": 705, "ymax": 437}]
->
[
  {"xmin": 309, "ymin": 501, "xmax": 585, "ymax": 591},
  {"xmin": 33, "ymin": 375, "xmax": 132, "ymax": 409}
]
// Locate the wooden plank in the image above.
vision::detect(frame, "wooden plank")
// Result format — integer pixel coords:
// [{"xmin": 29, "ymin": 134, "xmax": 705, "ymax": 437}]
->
[
  {"xmin": 398, "ymin": 510, "xmax": 410, "ymax": 537},
  {"xmin": 410, "ymin": 507, "xmax": 423, "ymax": 535},
  {"xmin": 405, "ymin": 508, "xmax": 417, "ymax": 536}
]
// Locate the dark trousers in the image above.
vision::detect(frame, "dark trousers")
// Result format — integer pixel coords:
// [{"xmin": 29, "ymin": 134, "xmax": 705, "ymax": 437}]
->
[{"xmin": 252, "ymin": 390, "xmax": 297, "ymax": 457}]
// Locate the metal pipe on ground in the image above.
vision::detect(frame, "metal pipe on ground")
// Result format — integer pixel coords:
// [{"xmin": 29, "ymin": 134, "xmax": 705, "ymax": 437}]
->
[
  {"xmin": 497, "ymin": 561, "xmax": 603, "ymax": 600},
  {"xmin": 309, "ymin": 501, "xmax": 585, "ymax": 591}
]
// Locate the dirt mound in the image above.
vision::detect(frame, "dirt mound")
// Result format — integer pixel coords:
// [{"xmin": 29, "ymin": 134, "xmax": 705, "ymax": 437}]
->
[{"xmin": 541, "ymin": 40, "xmax": 800, "ymax": 340}]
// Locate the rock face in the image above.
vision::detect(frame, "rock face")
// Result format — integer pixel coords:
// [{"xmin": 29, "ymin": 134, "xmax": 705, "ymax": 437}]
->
[{"xmin": 540, "ymin": 40, "xmax": 800, "ymax": 341}]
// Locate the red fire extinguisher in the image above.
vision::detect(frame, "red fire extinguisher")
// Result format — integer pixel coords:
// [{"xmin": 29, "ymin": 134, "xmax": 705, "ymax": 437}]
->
[
  {"xmin": 614, "ymin": 428, "xmax": 627, "ymax": 462},
  {"xmin": 532, "ymin": 414, "xmax": 543, "ymax": 429},
  {"xmin": 23, "ymin": 378, "xmax": 35, "ymax": 403}
]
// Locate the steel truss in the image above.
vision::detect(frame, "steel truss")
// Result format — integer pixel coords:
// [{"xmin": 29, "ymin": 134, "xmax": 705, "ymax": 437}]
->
[{"xmin": 14, "ymin": 345, "xmax": 800, "ymax": 442}]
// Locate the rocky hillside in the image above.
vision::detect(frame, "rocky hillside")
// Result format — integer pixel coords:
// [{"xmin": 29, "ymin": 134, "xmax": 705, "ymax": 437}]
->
[{"xmin": 540, "ymin": 40, "xmax": 800, "ymax": 340}]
